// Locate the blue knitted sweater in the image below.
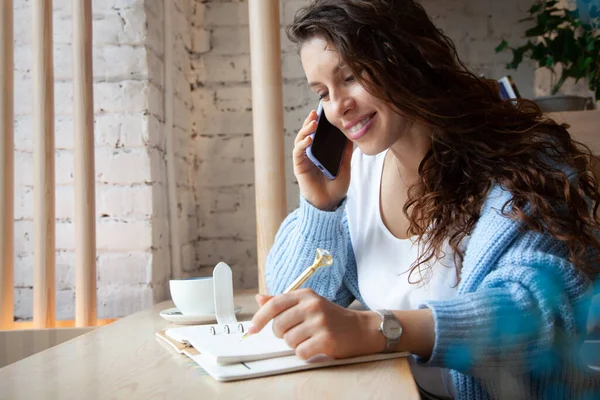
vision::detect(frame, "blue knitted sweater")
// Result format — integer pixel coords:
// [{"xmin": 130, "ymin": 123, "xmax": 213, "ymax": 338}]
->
[{"xmin": 265, "ymin": 184, "xmax": 600, "ymax": 399}]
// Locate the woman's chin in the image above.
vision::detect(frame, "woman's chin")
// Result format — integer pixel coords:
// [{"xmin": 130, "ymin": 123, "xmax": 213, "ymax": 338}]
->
[{"xmin": 356, "ymin": 143, "xmax": 387, "ymax": 157}]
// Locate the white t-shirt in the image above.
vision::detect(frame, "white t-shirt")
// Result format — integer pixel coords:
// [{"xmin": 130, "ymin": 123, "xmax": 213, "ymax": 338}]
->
[{"xmin": 346, "ymin": 149, "xmax": 467, "ymax": 311}]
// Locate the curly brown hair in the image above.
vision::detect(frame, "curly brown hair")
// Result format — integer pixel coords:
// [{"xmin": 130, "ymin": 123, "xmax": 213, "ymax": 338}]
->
[{"xmin": 287, "ymin": 0, "xmax": 600, "ymax": 280}]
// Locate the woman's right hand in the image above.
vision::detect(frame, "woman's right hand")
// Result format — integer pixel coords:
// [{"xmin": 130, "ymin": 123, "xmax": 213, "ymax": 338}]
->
[{"xmin": 293, "ymin": 110, "xmax": 354, "ymax": 211}]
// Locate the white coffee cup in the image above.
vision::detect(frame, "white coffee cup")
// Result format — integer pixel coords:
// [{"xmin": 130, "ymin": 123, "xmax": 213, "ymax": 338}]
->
[{"xmin": 169, "ymin": 277, "xmax": 215, "ymax": 315}]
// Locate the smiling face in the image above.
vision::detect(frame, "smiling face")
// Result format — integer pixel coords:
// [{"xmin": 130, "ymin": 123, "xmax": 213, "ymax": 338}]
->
[{"xmin": 300, "ymin": 37, "xmax": 420, "ymax": 156}]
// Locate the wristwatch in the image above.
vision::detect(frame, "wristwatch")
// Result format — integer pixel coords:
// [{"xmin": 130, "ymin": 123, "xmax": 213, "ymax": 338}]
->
[{"xmin": 375, "ymin": 310, "xmax": 403, "ymax": 352}]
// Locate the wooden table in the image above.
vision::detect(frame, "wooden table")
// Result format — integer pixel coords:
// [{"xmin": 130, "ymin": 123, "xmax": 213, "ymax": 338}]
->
[{"xmin": 0, "ymin": 289, "xmax": 419, "ymax": 399}]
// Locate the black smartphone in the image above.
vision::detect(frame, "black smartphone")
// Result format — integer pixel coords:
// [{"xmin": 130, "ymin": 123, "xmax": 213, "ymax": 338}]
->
[{"xmin": 305, "ymin": 100, "xmax": 348, "ymax": 179}]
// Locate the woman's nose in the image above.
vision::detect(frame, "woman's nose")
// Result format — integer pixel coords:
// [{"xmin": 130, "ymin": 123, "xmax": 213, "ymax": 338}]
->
[{"xmin": 329, "ymin": 93, "xmax": 355, "ymax": 121}]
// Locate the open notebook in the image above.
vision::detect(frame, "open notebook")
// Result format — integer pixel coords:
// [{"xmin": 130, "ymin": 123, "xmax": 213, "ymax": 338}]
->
[
  {"xmin": 156, "ymin": 320, "xmax": 409, "ymax": 381},
  {"xmin": 158, "ymin": 262, "xmax": 408, "ymax": 381}
]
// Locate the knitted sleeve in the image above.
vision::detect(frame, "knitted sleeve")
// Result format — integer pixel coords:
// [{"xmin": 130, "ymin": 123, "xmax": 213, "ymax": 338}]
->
[
  {"xmin": 264, "ymin": 196, "xmax": 356, "ymax": 307},
  {"xmin": 416, "ymin": 249, "xmax": 592, "ymax": 378}
]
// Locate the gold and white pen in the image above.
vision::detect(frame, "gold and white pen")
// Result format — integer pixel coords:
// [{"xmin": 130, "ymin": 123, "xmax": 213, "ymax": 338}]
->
[{"xmin": 240, "ymin": 248, "xmax": 334, "ymax": 341}]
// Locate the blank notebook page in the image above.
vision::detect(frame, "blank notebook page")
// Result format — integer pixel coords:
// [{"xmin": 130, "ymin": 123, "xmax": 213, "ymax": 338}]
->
[{"xmin": 165, "ymin": 320, "xmax": 294, "ymax": 364}]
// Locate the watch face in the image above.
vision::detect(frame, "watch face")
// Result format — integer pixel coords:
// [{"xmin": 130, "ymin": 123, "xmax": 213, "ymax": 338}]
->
[{"xmin": 382, "ymin": 318, "xmax": 403, "ymax": 340}]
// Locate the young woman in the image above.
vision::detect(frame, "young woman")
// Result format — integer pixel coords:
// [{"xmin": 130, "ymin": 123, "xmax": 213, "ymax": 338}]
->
[{"xmin": 246, "ymin": 0, "xmax": 600, "ymax": 398}]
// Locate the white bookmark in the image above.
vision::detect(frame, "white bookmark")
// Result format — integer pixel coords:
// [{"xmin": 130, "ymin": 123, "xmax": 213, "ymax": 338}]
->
[{"xmin": 212, "ymin": 262, "xmax": 237, "ymax": 325}]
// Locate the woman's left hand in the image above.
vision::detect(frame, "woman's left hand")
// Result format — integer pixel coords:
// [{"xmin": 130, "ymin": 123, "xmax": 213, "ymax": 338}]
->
[{"xmin": 246, "ymin": 288, "xmax": 384, "ymax": 360}]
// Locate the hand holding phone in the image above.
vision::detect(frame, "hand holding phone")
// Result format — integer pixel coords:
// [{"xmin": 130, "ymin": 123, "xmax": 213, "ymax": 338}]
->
[{"xmin": 292, "ymin": 102, "xmax": 353, "ymax": 211}]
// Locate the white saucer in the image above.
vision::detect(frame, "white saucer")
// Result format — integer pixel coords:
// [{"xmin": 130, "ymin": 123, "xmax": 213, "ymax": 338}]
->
[{"xmin": 159, "ymin": 305, "xmax": 243, "ymax": 325}]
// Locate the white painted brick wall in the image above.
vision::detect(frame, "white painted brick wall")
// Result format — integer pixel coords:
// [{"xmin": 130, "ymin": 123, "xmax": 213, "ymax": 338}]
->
[{"xmin": 12, "ymin": 0, "xmax": 169, "ymax": 320}]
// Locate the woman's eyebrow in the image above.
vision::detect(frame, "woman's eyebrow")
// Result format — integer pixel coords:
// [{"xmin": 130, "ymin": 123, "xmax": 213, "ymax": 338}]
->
[{"xmin": 307, "ymin": 64, "xmax": 348, "ymax": 88}]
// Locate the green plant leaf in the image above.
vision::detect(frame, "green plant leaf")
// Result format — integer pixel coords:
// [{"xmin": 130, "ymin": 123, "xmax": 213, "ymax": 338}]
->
[
  {"xmin": 566, "ymin": 9, "xmax": 580, "ymax": 22},
  {"xmin": 594, "ymin": 37, "xmax": 600, "ymax": 53},
  {"xmin": 528, "ymin": 2, "xmax": 543, "ymax": 15},
  {"xmin": 571, "ymin": 56, "xmax": 589, "ymax": 79},
  {"xmin": 525, "ymin": 24, "xmax": 548, "ymax": 37},
  {"xmin": 585, "ymin": 34, "xmax": 595, "ymax": 49},
  {"xmin": 548, "ymin": 28, "xmax": 577, "ymax": 63},
  {"xmin": 524, "ymin": 10, "xmax": 556, "ymax": 37},
  {"xmin": 495, "ymin": 40, "xmax": 509, "ymax": 53},
  {"xmin": 519, "ymin": 16, "xmax": 535, "ymax": 23},
  {"xmin": 551, "ymin": 70, "xmax": 569, "ymax": 94},
  {"xmin": 507, "ymin": 45, "xmax": 530, "ymax": 69},
  {"xmin": 581, "ymin": 56, "xmax": 593, "ymax": 70},
  {"xmin": 531, "ymin": 42, "xmax": 548, "ymax": 61}
]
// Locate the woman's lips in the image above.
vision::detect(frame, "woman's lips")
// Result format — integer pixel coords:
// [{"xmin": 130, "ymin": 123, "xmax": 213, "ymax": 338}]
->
[{"xmin": 347, "ymin": 113, "xmax": 376, "ymax": 141}]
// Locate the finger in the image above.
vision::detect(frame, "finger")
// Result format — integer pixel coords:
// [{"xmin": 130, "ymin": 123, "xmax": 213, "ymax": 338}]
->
[
  {"xmin": 281, "ymin": 318, "xmax": 313, "ymax": 349},
  {"xmin": 294, "ymin": 120, "xmax": 317, "ymax": 146},
  {"xmin": 271, "ymin": 304, "xmax": 305, "ymax": 339},
  {"xmin": 292, "ymin": 136, "xmax": 312, "ymax": 164},
  {"xmin": 294, "ymin": 333, "xmax": 335, "ymax": 361},
  {"xmin": 255, "ymin": 294, "xmax": 273, "ymax": 307},
  {"xmin": 248, "ymin": 293, "xmax": 299, "ymax": 335},
  {"xmin": 302, "ymin": 110, "xmax": 317, "ymax": 128}
]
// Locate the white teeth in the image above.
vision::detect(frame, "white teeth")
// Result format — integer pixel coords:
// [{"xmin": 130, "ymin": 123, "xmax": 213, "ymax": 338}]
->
[{"xmin": 349, "ymin": 116, "xmax": 371, "ymax": 134}]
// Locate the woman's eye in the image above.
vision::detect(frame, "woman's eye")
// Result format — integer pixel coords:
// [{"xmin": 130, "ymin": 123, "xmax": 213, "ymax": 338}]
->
[
  {"xmin": 318, "ymin": 92, "xmax": 329, "ymax": 100},
  {"xmin": 345, "ymin": 75, "xmax": 356, "ymax": 83}
]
